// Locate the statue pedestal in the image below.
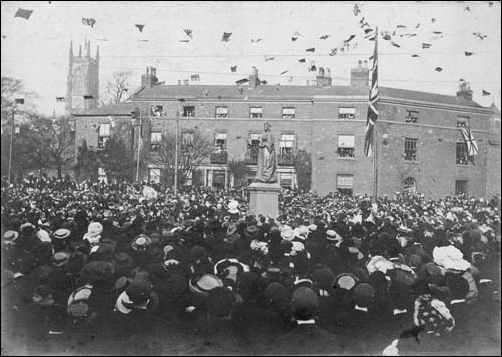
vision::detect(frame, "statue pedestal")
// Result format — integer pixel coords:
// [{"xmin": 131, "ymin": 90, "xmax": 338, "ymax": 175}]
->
[{"xmin": 248, "ymin": 182, "xmax": 282, "ymax": 218}]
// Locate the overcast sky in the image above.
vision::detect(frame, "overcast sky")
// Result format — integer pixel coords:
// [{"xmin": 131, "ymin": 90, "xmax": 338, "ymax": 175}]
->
[{"xmin": 1, "ymin": 1, "xmax": 501, "ymax": 115}]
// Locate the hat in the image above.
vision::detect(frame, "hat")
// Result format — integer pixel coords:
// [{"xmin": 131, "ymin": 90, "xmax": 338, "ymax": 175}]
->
[
  {"xmin": 228, "ymin": 200, "xmax": 240, "ymax": 214},
  {"xmin": 113, "ymin": 252, "xmax": 134, "ymax": 269},
  {"xmin": 335, "ymin": 273, "xmax": 359, "ymax": 290},
  {"xmin": 313, "ymin": 268, "xmax": 334, "ymax": 291},
  {"xmin": 3, "ymin": 230, "xmax": 19, "ymax": 243},
  {"xmin": 20, "ymin": 222, "xmax": 35, "ymax": 231},
  {"xmin": 87, "ymin": 222, "xmax": 103, "ymax": 238},
  {"xmin": 36, "ymin": 230, "xmax": 51, "ymax": 243},
  {"xmin": 326, "ymin": 230, "xmax": 342, "ymax": 241},
  {"xmin": 163, "ymin": 259, "xmax": 180, "ymax": 269},
  {"xmin": 348, "ymin": 246, "xmax": 364, "ymax": 260},
  {"xmin": 281, "ymin": 229, "xmax": 295, "ymax": 241},
  {"xmin": 53, "ymin": 228, "xmax": 71, "ymax": 240},
  {"xmin": 131, "ymin": 235, "xmax": 152, "ymax": 250},
  {"xmin": 163, "ymin": 245, "xmax": 175, "ymax": 257},
  {"xmin": 79, "ymin": 261, "xmax": 115, "ymax": 283},
  {"xmin": 308, "ymin": 224, "xmax": 318, "ymax": 231},
  {"xmin": 292, "ymin": 287, "xmax": 319, "ymax": 321},
  {"xmin": 265, "ymin": 282, "xmax": 290, "ymax": 309},
  {"xmin": 245, "ymin": 225, "xmax": 259, "ymax": 238},
  {"xmin": 433, "ymin": 246, "xmax": 470, "ymax": 272},
  {"xmin": 126, "ymin": 279, "xmax": 153, "ymax": 304},
  {"xmin": 367, "ymin": 255, "xmax": 395, "ymax": 275},
  {"xmin": 291, "ymin": 241, "xmax": 305, "ymax": 253},
  {"xmin": 53, "ymin": 251, "xmax": 70, "ymax": 266},
  {"xmin": 352, "ymin": 283, "xmax": 376, "ymax": 307},
  {"xmin": 189, "ymin": 274, "xmax": 223, "ymax": 296}
]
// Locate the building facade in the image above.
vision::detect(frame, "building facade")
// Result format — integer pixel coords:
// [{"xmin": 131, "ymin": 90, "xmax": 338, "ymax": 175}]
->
[
  {"xmin": 73, "ymin": 63, "xmax": 498, "ymax": 199},
  {"xmin": 66, "ymin": 40, "xmax": 99, "ymax": 115}
]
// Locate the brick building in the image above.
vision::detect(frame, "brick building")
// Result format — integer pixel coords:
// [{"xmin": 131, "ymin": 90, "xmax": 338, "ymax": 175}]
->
[{"xmin": 73, "ymin": 63, "xmax": 499, "ymax": 199}]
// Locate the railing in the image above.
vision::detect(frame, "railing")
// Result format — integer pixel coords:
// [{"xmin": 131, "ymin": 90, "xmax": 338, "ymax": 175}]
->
[
  {"xmin": 210, "ymin": 151, "xmax": 228, "ymax": 164},
  {"xmin": 278, "ymin": 153, "xmax": 294, "ymax": 166}
]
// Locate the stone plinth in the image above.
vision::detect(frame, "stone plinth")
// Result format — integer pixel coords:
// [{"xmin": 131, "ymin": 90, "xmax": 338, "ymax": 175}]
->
[{"xmin": 248, "ymin": 182, "xmax": 282, "ymax": 218}]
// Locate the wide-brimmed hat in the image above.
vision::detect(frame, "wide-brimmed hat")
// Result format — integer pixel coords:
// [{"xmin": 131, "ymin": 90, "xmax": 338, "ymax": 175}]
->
[
  {"xmin": 347, "ymin": 246, "xmax": 364, "ymax": 260},
  {"xmin": 228, "ymin": 200, "xmax": 240, "ymax": 214},
  {"xmin": 291, "ymin": 241, "xmax": 305, "ymax": 253},
  {"xmin": 326, "ymin": 230, "xmax": 342, "ymax": 241},
  {"xmin": 308, "ymin": 224, "xmax": 318, "ymax": 231},
  {"xmin": 367, "ymin": 255, "xmax": 395, "ymax": 275},
  {"xmin": 352, "ymin": 283, "xmax": 376, "ymax": 308},
  {"xmin": 245, "ymin": 225, "xmax": 259, "ymax": 238},
  {"xmin": 281, "ymin": 229, "xmax": 295, "ymax": 241},
  {"xmin": 3, "ymin": 230, "xmax": 19, "ymax": 243},
  {"xmin": 53, "ymin": 251, "xmax": 70, "ymax": 266},
  {"xmin": 335, "ymin": 273, "xmax": 359, "ymax": 290},
  {"xmin": 53, "ymin": 228, "xmax": 71, "ymax": 240},
  {"xmin": 36, "ymin": 230, "xmax": 51, "ymax": 243},
  {"xmin": 432, "ymin": 245, "xmax": 470, "ymax": 272},
  {"xmin": 292, "ymin": 287, "xmax": 319, "ymax": 321},
  {"xmin": 20, "ymin": 222, "xmax": 35, "ymax": 231},
  {"xmin": 189, "ymin": 274, "xmax": 223, "ymax": 296},
  {"xmin": 87, "ymin": 222, "xmax": 103, "ymax": 238},
  {"xmin": 131, "ymin": 235, "xmax": 152, "ymax": 251}
]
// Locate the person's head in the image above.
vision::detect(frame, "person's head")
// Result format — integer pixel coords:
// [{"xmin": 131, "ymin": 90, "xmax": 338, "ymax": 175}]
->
[
  {"xmin": 264, "ymin": 122, "xmax": 271, "ymax": 131},
  {"xmin": 292, "ymin": 287, "xmax": 319, "ymax": 321}
]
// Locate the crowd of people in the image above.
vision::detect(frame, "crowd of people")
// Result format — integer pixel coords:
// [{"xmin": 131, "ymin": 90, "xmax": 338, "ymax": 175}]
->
[{"xmin": 1, "ymin": 175, "xmax": 501, "ymax": 355}]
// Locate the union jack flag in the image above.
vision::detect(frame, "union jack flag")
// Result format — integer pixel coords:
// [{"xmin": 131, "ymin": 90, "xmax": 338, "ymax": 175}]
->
[
  {"xmin": 459, "ymin": 125, "xmax": 479, "ymax": 164},
  {"xmin": 364, "ymin": 29, "xmax": 378, "ymax": 157}
]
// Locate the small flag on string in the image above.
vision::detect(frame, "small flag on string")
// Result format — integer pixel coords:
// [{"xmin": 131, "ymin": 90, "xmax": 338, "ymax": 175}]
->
[
  {"xmin": 291, "ymin": 31, "xmax": 301, "ymax": 41},
  {"xmin": 82, "ymin": 18, "xmax": 96, "ymax": 28},
  {"xmin": 56, "ymin": 97, "xmax": 65, "ymax": 102},
  {"xmin": 83, "ymin": 95, "xmax": 94, "ymax": 100},
  {"xmin": 183, "ymin": 29, "xmax": 193, "ymax": 39},
  {"xmin": 396, "ymin": 24, "xmax": 406, "ymax": 28},
  {"xmin": 353, "ymin": 4, "xmax": 361, "ymax": 16},
  {"xmin": 345, "ymin": 34, "xmax": 356, "ymax": 42},
  {"xmin": 365, "ymin": 28, "xmax": 373, "ymax": 34},
  {"xmin": 221, "ymin": 32, "xmax": 232, "ymax": 42},
  {"xmin": 280, "ymin": 70, "xmax": 289, "ymax": 75},
  {"xmin": 305, "ymin": 47, "xmax": 315, "ymax": 53},
  {"xmin": 319, "ymin": 35, "xmax": 330, "ymax": 40},
  {"xmin": 264, "ymin": 56, "xmax": 275, "ymax": 61},
  {"xmin": 329, "ymin": 48, "xmax": 338, "ymax": 56},
  {"xmin": 464, "ymin": 51, "xmax": 473, "ymax": 56},
  {"xmin": 482, "ymin": 89, "xmax": 491, "ymax": 96},
  {"xmin": 411, "ymin": 54, "xmax": 420, "ymax": 58},
  {"xmin": 390, "ymin": 41, "xmax": 400, "ymax": 47},
  {"xmin": 308, "ymin": 62, "xmax": 316, "ymax": 72},
  {"xmin": 431, "ymin": 18, "xmax": 436, "ymax": 23},
  {"xmin": 422, "ymin": 43, "xmax": 432, "ymax": 49},
  {"xmin": 415, "ymin": 23, "xmax": 420, "ymax": 29},
  {"xmin": 298, "ymin": 58, "xmax": 306, "ymax": 63},
  {"xmin": 230, "ymin": 65, "xmax": 237, "ymax": 72},
  {"xmin": 251, "ymin": 38, "xmax": 262, "ymax": 43},
  {"xmin": 135, "ymin": 24, "xmax": 145, "ymax": 32},
  {"xmin": 435, "ymin": 67, "xmax": 444, "ymax": 72},
  {"xmin": 235, "ymin": 78, "xmax": 249, "ymax": 85},
  {"xmin": 15, "ymin": 8, "xmax": 33, "ymax": 20},
  {"xmin": 15, "ymin": 98, "xmax": 25, "ymax": 104}
]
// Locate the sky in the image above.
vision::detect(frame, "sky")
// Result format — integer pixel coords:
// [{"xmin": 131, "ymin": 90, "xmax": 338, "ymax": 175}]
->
[{"xmin": 1, "ymin": 1, "xmax": 501, "ymax": 116}]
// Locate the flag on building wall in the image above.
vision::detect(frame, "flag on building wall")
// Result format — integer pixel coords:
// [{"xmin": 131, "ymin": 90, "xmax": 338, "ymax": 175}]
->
[
  {"xmin": 364, "ymin": 29, "xmax": 378, "ymax": 157},
  {"xmin": 459, "ymin": 125, "xmax": 479, "ymax": 164}
]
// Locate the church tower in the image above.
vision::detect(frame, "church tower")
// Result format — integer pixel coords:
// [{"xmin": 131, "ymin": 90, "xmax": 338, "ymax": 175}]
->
[{"xmin": 66, "ymin": 40, "xmax": 99, "ymax": 114}]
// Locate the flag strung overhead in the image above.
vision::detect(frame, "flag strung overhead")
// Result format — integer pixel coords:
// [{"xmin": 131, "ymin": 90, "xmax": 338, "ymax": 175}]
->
[
  {"xmin": 364, "ymin": 29, "xmax": 378, "ymax": 157},
  {"xmin": 459, "ymin": 125, "xmax": 479, "ymax": 164}
]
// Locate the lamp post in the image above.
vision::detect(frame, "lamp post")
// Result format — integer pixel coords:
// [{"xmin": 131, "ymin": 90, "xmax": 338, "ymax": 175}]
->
[
  {"xmin": 174, "ymin": 108, "xmax": 179, "ymax": 194},
  {"xmin": 8, "ymin": 98, "xmax": 24, "ymax": 185},
  {"xmin": 136, "ymin": 108, "xmax": 142, "ymax": 182}
]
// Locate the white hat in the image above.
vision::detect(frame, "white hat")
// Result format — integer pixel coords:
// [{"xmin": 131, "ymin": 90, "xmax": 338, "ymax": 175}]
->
[
  {"xmin": 227, "ymin": 200, "xmax": 239, "ymax": 214},
  {"xmin": 326, "ymin": 230, "xmax": 342, "ymax": 241},
  {"xmin": 36, "ymin": 230, "xmax": 51, "ymax": 243},
  {"xmin": 433, "ymin": 245, "xmax": 471, "ymax": 272},
  {"xmin": 308, "ymin": 224, "xmax": 317, "ymax": 231},
  {"xmin": 87, "ymin": 222, "xmax": 103, "ymax": 238},
  {"xmin": 281, "ymin": 229, "xmax": 295, "ymax": 241},
  {"xmin": 291, "ymin": 241, "xmax": 305, "ymax": 253}
]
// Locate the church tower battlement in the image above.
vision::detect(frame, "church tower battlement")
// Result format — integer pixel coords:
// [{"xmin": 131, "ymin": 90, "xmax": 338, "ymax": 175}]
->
[{"xmin": 66, "ymin": 40, "xmax": 99, "ymax": 114}]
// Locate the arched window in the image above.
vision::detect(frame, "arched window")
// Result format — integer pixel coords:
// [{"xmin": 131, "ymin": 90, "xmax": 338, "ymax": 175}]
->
[
  {"xmin": 403, "ymin": 177, "xmax": 417, "ymax": 193},
  {"xmin": 319, "ymin": 67, "xmax": 325, "ymax": 76}
]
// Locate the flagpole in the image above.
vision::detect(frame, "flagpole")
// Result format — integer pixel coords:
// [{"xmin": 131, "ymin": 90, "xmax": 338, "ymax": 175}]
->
[
  {"xmin": 136, "ymin": 109, "xmax": 142, "ymax": 182},
  {"xmin": 373, "ymin": 27, "xmax": 379, "ymax": 201}
]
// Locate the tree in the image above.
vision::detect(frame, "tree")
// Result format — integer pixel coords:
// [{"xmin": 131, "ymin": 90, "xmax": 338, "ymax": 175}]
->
[
  {"xmin": 101, "ymin": 71, "xmax": 131, "ymax": 106},
  {"xmin": 28, "ymin": 115, "xmax": 75, "ymax": 179},
  {"xmin": 228, "ymin": 159, "xmax": 249, "ymax": 189},
  {"xmin": 294, "ymin": 150, "xmax": 312, "ymax": 192},
  {"xmin": 74, "ymin": 140, "xmax": 101, "ymax": 183},
  {"xmin": 149, "ymin": 127, "xmax": 214, "ymax": 187},
  {"xmin": 1, "ymin": 77, "xmax": 36, "ymax": 122}
]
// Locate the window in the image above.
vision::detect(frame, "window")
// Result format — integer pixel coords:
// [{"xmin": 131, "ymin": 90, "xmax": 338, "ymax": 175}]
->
[
  {"xmin": 337, "ymin": 174, "xmax": 354, "ymax": 196},
  {"xmin": 212, "ymin": 133, "xmax": 227, "ymax": 164},
  {"xmin": 405, "ymin": 110, "xmax": 419, "ymax": 123},
  {"xmin": 338, "ymin": 107, "xmax": 356, "ymax": 119},
  {"xmin": 457, "ymin": 116, "xmax": 469, "ymax": 128},
  {"xmin": 455, "ymin": 180, "xmax": 468, "ymax": 196},
  {"xmin": 250, "ymin": 107, "xmax": 263, "ymax": 119},
  {"xmin": 337, "ymin": 135, "xmax": 355, "ymax": 158},
  {"xmin": 151, "ymin": 105, "xmax": 163, "ymax": 117},
  {"xmin": 279, "ymin": 134, "xmax": 295, "ymax": 165},
  {"xmin": 212, "ymin": 170, "xmax": 226, "ymax": 188},
  {"xmin": 98, "ymin": 123, "xmax": 110, "ymax": 149},
  {"xmin": 181, "ymin": 131, "xmax": 194, "ymax": 150},
  {"xmin": 456, "ymin": 142, "xmax": 468, "ymax": 165},
  {"xmin": 280, "ymin": 172, "xmax": 293, "ymax": 188},
  {"xmin": 215, "ymin": 107, "xmax": 228, "ymax": 118},
  {"xmin": 150, "ymin": 131, "xmax": 162, "ymax": 152},
  {"xmin": 183, "ymin": 106, "xmax": 195, "ymax": 117},
  {"xmin": 246, "ymin": 133, "xmax": 261, "ymax": 164},
  {"xmin": 404, "ymin": 138, "xmax": 417, "ymax": 161},
  {"xmin": 149, "ymin": 168, "xmax": 161, "ymax": 183},
  {"xmin": 282, "ymin": 107, "xmax": 295, "ymax": 119},
  {"xmin": 403, "ymin": 177, "xmax": 417, "ymax": 193},
  {"xmin": 98, "ymin": 167, "xmax": 107, "ymax": 183}
]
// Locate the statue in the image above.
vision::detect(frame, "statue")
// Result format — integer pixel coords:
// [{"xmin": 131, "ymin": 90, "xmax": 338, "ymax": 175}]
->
[{"xmin": 255, "ymin": 122, "xmax": 277, "ymax": 183}]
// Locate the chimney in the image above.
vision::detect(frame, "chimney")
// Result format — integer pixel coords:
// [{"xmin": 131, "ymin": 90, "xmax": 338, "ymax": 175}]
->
[
  {"xmin": 249, "ymin": 67, "xmax": 260, "ymax": 89},
  {"xmin": 184, "ymin": 79, "xmax": 189, "ymax": 85},
  {"xmin": 316, "ymin": 67, "xmax": 332, "ymax": 87},
  {"xmin": 350, "ymin": 60, "xmax": 369, "ymax": 89},
  {"xmin": 141, "ymin": 66, "xmax": 159, "ymax": 89},
  {"xmin": 456, "ymin": 81, "xmax": 473, "ymax": 101}
]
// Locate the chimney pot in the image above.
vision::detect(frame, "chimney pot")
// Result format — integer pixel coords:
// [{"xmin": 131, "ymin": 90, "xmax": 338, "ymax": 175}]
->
[{"xmin": 358, "ymin": 60, "xmax": 362, "ymax": 68}]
